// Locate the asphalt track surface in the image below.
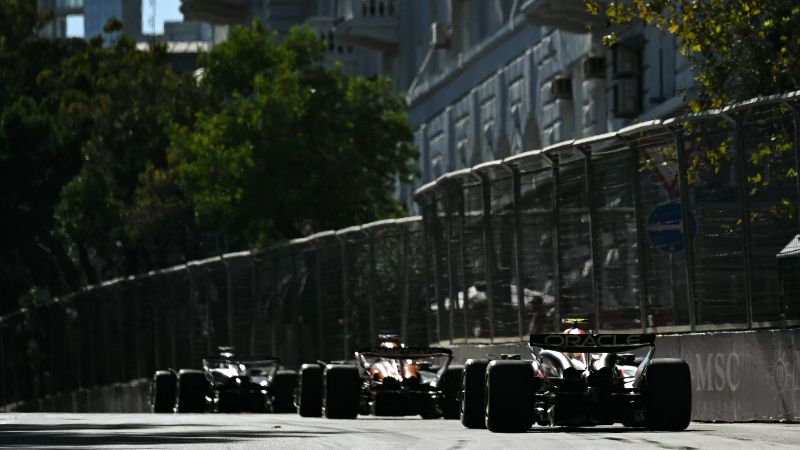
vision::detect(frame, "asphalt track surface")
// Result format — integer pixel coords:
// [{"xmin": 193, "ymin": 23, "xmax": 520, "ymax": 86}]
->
[{"xmin": 1, "ymin": 413, "xmax": 799, "ymax": 449}]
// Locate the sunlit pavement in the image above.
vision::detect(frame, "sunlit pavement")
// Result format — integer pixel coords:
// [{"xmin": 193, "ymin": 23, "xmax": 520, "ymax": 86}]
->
[{"xmin": 1, "ymin": 413, "xmax": 799, "ymax": 449}]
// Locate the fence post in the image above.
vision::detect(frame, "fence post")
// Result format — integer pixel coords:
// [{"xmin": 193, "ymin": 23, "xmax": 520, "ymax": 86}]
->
[
  {"xmin": 627, "ymin": 141, "xmax": 649, "ymax": 332},
  {"xmin": 152, "ymin": 277, "xmax": 161, "ymax": 375},
  {"xmin": 116, "ymin": 286, "xmax": 125, "ymax": 383},
  {"xmin": 673, "ymin": 130, "xmax": 698, "ymax": 331},
  {"xmin": 73, "ymin": 301, "xmax": 83, "ymax": 390},
  {"xmin": 722, "ymin": 114, "xmax": 754, "ymax": 329},
  {"xmin": 224, "ymin": 258, "xmax": 234, "ymax": 346},
  {"xmin": 401, "ymin": 225, "xmax": 411, "ymax": 343},
  {"xmin": 445, "ymin": 190, "xmax": 457, "ymax": 344},
  {"xmin": 286, "ymin": 247, "xmax": 295, "ymax": 359},
  {"xmin": 0, "ymin": 326, "xmax": 5, "ymax": 410},
  {"xmin": 186, "ymin": 266, "xmax": 196, "ymax": 364},
  {"xmin": 169, "ymin": 274, "xmax": 177, "ymax": 368},
  {"xmin": 338, "ymin": 236, "xmax": 350, "ymax": 360},
  {"xmin": 478, "ymin": 173, "xmax": 496, "ymax": 342},
  {"xmin": 541, "ymin": 153, "xmax": 561, "ymax": 331},
  {"xmin": 250, "ymin": 256, "xmax": 259, "ymax": 355},
  {"xmin": 134, "ymin": 280, "xmax": 142, "ymax": 379},
  {"xmin": 576, "ymin": 147, "xmax": 602, "ymax": 331},
  {"xmin": 426, "ymin": 201, "xmax": 442, "ymax": 344},
  {"xmin": 313, "ymin": 244, "xmax": 324, "ymax": 359},
  {"xmin": 87, "ymin": 297, "xmax": 97, "ymax": 387},
  {"xmin": 508, "ymin": 165, "xmax": 525, "ymax": 339},
  {"xmin": 367, "ymin": 231, "xmax": 377, "ymax": 340},
  {"xmin": 458, "ymin": 183, "xmax": 472, "ymax": 343},
  {"xmin": 204, "ymin": 268, "xmax": 213, "ymax": 357}
]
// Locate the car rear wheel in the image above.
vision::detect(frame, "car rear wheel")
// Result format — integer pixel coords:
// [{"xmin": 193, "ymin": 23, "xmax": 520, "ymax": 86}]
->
[
  {"xmin": 643, "ymin": 358, "xmax": 691, "ymax": 431},
  {"xmin": 440, "ymin": 365, "xmax": 463, "ymax": 419},
  {"xmin": 323, "ymin": 365, "xmax": 361, "ymax": 419},
  {"xmin": 485, "ymin": 360, "xmax": 537, "ymax": 433},
  {"xmin": 297, "ymin": 364, "xmax": 323, "ymax": 417},
  {"xmin": 175, "ymin": 369, "xmax": 210, "ymax": 413},
  {"xmin": 271, "ymin": 370, "xmax": 298, "ymax": 413},
  {"xmin": 461, "ymin": 359, "xmax": 489, "ymax": 429},
  {"xmin": 151, "ymin": 370, "xmax": 176, "ymax": 413}
]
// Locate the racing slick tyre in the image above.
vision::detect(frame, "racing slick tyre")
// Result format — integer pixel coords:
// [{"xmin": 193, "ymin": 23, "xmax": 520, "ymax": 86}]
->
[
  {"xmin": 440, "ymin": 365, "xmax": 464, "ymax": 419},
  {"xmin": 175, "ymin": 369, "xmax": 210, "ymax": 413},
  {"xmin": 461, "ymin": 359, "xmax": 489, "ymax": 429},
  {"xmin": 642, "ymin": 358, "xmax": 691, "ymax": 431},
  {"xmin": 271, "ymin": 370, "xmax": 298, "ymax": 413},
  {"xmin": 151, "ymin": 370, "xmax": 177, "ymax": 413},
  {"xmin": 323, "ymin": 365, "xmax": 361, "ymax": 419},
  {"xmin": 297, "ymin": 364, "xmax": 323, "ymax": 417},
  {"xmin": 485, "ymin": 360, "xmax": 537, "ymax": 433}
]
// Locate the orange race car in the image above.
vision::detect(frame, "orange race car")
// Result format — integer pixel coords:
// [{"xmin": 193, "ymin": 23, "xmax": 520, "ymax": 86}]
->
[{"xmin": 295, "ymin": 335, "xmax": 463, "ymax": 419}]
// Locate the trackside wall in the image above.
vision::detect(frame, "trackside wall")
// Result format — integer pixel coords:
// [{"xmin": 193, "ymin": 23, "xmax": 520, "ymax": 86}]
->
[
  {"xmin": 3, "ymin": 378, "xmax": 149, "ymax": 413},
  {"xmin": 449, "ymin": 328, "xmax": 800, "ymax": 422}
]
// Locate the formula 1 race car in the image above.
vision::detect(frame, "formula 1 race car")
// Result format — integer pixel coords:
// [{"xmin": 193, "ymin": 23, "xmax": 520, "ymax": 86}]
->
[
  {"xmin": 150, "ymin": 347, "xmax": 297, "ymax": 413},
  {"xmin": 459, "ymin": 322, "xmax": 692, "ymax": 432},
  {"xmin": 295, "ymin": 335, "xmax": 463, "ymax": 419}
]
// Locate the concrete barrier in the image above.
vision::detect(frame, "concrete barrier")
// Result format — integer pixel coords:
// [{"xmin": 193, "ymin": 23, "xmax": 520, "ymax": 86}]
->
[
  {"xmin": 2, "ymin": 378, "xmax": 150, "ymax": 413},
  {"xmin": 449, "ymin": 328, "xmax": 800, "ymax": 422},
  {"xmin": 4, "ymin": 328, "xmax": 798, "ymax": 421}
]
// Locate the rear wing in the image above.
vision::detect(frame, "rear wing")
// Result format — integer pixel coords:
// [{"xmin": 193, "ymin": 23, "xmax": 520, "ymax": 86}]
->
[
  {"xmin": 202, "ymin": 356, "xmax": 280, "ymax": 366},
  {"xmin": 356, "ymin": 347, "xmax": 452, "ymax": 359},
  {"xmin": 529, "ymin": 334, "xmax": 655, "ymax": 353},
  {"xmin": 356, "ymin": 347, "xmax": 453, "ymax": 379}
]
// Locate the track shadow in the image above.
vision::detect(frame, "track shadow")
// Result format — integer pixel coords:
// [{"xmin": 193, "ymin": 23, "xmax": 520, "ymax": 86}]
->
[
  {"xmin": 0, "ymin": 424, "xmax": 349, "ymax": 447},
  {"xmin": 0, "ymin": 423, "xmax": 215, "ymax": 432},
  {"xmin": 525, "ymin": 426, "xmax": 705, "ymax": 434}
]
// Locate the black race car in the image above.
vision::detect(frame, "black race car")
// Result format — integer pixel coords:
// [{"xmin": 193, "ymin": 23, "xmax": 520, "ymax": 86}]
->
[
  {"xmin": 460, "ymin": 324, "xmax": 691, "ymax": 432},
  {"xmin": 150, "ymin": 347, "xmax": 297, "ymax": 413},
  {"xmin": 295, "ymin": 335, "xmax": 463, "ymax": 419}
]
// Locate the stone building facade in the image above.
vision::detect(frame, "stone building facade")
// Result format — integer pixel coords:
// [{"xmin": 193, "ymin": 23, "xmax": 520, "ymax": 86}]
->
[{"xmin": 179, "ymin": 0, "xmax": 695, "ymax": 211}]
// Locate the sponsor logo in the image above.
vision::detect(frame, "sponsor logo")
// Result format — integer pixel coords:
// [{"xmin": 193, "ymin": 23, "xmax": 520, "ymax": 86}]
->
[
  {"xmin": 694, "ymin": 352, "xmax": 740, "ymax": 392},
  {"xmin": 532, "ymin": 334, "xmax": 653, "ymax": 348}
]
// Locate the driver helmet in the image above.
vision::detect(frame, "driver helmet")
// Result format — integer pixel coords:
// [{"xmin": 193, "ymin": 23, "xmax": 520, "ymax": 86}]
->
[
  {"xmin": 377, "ymin": 334, "xmax": 403, "ymax": 349},
  {"xmin": 562, "ymin": 325, "xmax": 588, "ymax": 365}
]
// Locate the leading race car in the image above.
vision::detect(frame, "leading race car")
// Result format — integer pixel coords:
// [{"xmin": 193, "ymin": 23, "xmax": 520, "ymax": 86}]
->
[
  {"xmin": 459, "ymin": 320, "xmax": 691, "ymax": 432},
  {"xmin": 295, "ymin": 335, "xmax": 463, "ymax": 419},
  {"xmin": 150, "ymin": 347, "xmax": 297, "ymax": 413}
]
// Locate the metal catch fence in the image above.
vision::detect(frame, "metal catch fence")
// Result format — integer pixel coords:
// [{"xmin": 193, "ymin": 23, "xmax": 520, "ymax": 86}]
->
[
  {"xmin": 415, "ymin": 91, "xmax": 800, "ymax": 343},
  {"xmin": 0, "ymin": 218, "xmax": 428, "ymax": 408}
]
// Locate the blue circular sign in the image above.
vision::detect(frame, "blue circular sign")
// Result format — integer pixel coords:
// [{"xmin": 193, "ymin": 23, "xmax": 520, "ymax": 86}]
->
[{"xmin": 646, "ymin": 202, "xmax": 697, "ymax": 253}]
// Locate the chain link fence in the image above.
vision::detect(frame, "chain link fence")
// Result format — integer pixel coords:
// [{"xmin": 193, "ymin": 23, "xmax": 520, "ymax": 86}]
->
[
  {"xmin": 416, "ymin": 91, "xmax": 800, "ymax": 344},
  {"xmin": 0, "ymin": 218, "xmax": 427, "ymax": 409},
  {"xmin": 2, "ymin": 92, "xmax": 800, "ymax": 408}
]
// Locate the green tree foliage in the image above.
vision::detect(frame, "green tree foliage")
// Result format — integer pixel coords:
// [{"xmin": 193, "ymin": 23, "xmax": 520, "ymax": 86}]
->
[
  {"xmin": 1, "ymin": 7, "xmax": 201, "ymax": 313},
  {"xmin": 0, "ymin": 2, "xmax": 86, "ymax": 312},
  {"xmin": 52, "ymin": 27, "xmax": 200, "ymax": 280},
  {"xmin": 588, "ymin": 0, "xmax": 800, "ymax": 109},
  {"xmin": 589, "ymin": 0, "xmax": 800, "ymax": 227},
  {"xmin": 1, "ymin": 12, "xmax": 417, "ymax": 315},
  {"xmin": 168, "ymin": 23, "xmax": 417, "ymax": 245}
]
